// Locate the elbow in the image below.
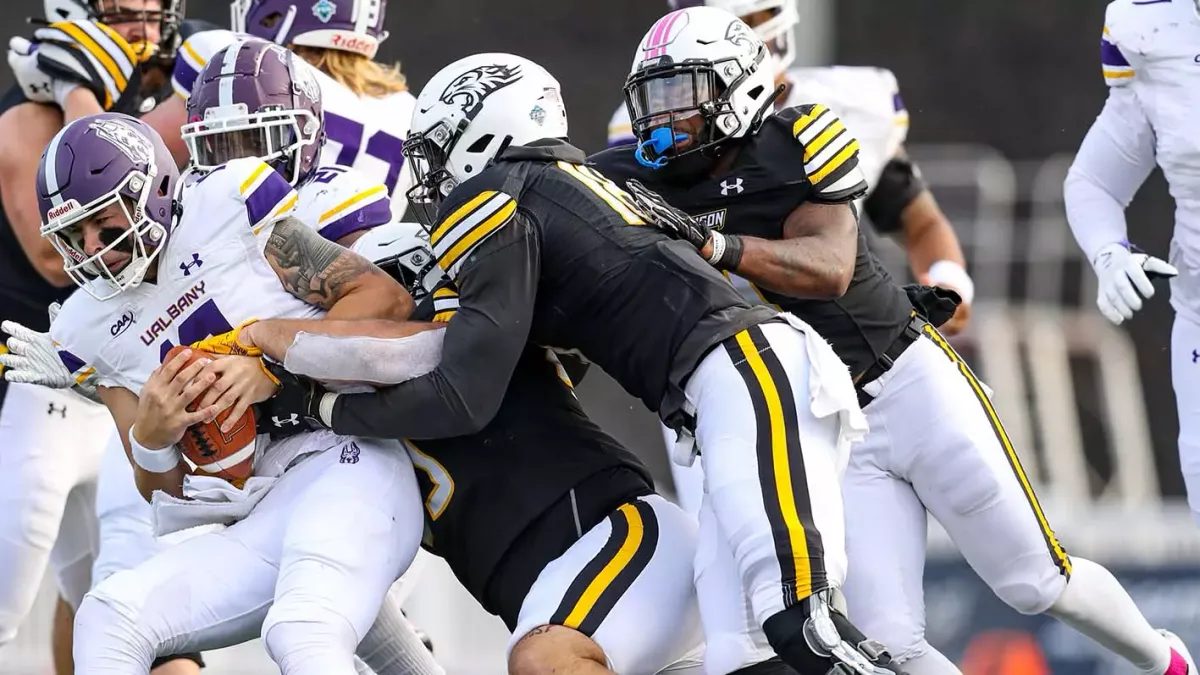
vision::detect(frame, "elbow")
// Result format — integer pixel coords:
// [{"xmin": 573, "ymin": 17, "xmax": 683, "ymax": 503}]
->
[
  {"xmin": 813, "ymin": 262, "xmax": 854, "ymax": 299},
  {"xmin": 459, "ymin": 396, "xmax": 503, "ymax": 436}
]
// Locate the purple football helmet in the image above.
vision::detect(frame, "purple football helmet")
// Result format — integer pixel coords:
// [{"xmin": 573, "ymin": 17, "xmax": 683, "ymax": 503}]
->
[
  {"xmin": 181, "ymin": 38, "xmax": 324, "ymax": 186},
  {"xmin": 667, "ymin": 0, "xmax": 705, "ymax": 7},
  {"xmin": 231, "ymin": 0, "xmax": 389, "ymax": 59},
  {"xmin": 37, "ymin": 113, "xmax": 178, "ymax": 300}
]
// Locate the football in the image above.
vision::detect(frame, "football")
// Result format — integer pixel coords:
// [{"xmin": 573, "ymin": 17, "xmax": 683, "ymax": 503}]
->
[{"xmin": 166, "ymin": 345, "xmax": 257, "ymax": 487}]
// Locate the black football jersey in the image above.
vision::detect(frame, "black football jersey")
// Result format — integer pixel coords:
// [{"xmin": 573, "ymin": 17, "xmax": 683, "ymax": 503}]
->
[
  {"xmin": 404, "ymin": 288, "xmax": 654, "ymax": 619},
  {"xmin": 589, "ymin": 105, "xmax": 915, "ymax": 377},
  {"xmin": 330, "ymin": 140, "xmax": 777, "ymax": 438}
]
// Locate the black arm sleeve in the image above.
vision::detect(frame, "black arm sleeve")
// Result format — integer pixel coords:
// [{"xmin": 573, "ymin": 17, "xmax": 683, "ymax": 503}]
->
[
  {"xmin": 329, "ymin": 216, "xmax": 540, "ymax": 440},
  {"xmin": 863, "ymin": 154, "xmax": 927, "ymax": 234}
]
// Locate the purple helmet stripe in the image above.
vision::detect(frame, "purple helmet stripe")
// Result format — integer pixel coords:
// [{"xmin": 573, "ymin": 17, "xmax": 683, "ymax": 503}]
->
[{"xmin": 317, "ymin": 196, "xmax": 392, "ymax": 242}]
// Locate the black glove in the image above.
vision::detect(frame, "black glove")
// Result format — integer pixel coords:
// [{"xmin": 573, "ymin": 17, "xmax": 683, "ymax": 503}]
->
[
  {"xmin": 903, "ymin": 284, "xmax": 961, "ymax": 328},
  {"xmin": 255, "ymin": 361, "xmax": 330, "ymax": 439},
  {"xmin": 625, "ymin": 179, "xmax": 711, "ymax": 251},
  {"xmin": 625, "ymin": 178, "xmax": 744, "ymax": 270}
]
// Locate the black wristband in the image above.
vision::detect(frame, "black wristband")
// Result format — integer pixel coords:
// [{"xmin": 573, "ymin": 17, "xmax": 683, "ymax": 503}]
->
[{"xmin": 714, "ymin": 233, "xmax": 744, "ymax": 271}]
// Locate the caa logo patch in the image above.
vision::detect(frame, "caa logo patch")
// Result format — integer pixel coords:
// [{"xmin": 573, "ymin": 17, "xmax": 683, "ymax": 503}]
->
[{"xmin": 110, "ymin": 309, "xmax": 136, "ymax": 337}]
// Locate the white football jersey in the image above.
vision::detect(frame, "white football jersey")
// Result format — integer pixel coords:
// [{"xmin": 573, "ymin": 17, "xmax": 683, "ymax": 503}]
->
[
  {"xmin": 51, "ymin": 158, "xmax": 325, "ymax": 476},
  {"xmin": 1091, "ymin": 0, "xmax": 1200, "ymax": 319},
  {"xmin": 605, "ymin": 65, "xmax": 908, "ymax": 194},
  {"xmin": 173, "ymin": 30, "xmax": 416, "ymax": 219},
  {"xmin": 293, "ymin": 164, "xmax": 393, "ymax": 243}
]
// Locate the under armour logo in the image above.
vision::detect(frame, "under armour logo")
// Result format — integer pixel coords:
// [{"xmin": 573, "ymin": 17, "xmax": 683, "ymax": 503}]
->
[
  {"xmin": 720, "ymin": 178, "xmax": 744, "ymax": 196},
  {"xmin": 272, "ymin": 414, "xmax": 300, "ymax": 427},
  {"xmin": 179, "ymin": 253, "xmax": 203, "ymax": 276},
  {"xmin": 1193, "ymin": 349, "xmax": 1199, "ymax": 364},
  {"xmin": 47, "ymin": 403, "xmax": 66, "ymax": 418},
  {"xmin": 30, "ymin": 82, "xmax": 50, "ymax": 95},
  {"xmin": 340, "ymin": 441, "xmax": 361, "ymax": 464}
]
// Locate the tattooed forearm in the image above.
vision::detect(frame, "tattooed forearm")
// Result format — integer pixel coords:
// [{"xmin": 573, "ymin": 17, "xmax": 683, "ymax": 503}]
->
[{"xmin": 265, "ymin": 216, "xmax": 377, "ymax": 309}]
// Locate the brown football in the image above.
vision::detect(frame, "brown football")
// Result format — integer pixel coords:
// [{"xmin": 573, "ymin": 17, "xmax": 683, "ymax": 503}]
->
[{"xmin": 166, "ymin": 345, "xmax": 257, "ymax": 487}]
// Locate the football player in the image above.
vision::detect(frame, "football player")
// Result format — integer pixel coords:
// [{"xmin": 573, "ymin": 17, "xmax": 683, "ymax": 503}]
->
[
  {"xmin": 0, "ymin": 2, "xmax": 198, "ymax": 672},
  {"xmin": 606, "ymin": 0, "xmax": 971, "ymax": 518},
  {"xmin": 245, "ymin": 52, "xmax": 892, "ymax": 675},
  {"xmin": 39, "ymin": 111, "xmax": 424, "ymax": 674},
  {"xmin": 591, "ymin": 7, "xmax": 1196, "ymax": 675},
  {"xmin": 1063, "ymin": 1, "xmax": 1197, "ymax": 524},
  {"xmin": 154, "ymin": 0, "xmax": 415, "ymax": 217}
]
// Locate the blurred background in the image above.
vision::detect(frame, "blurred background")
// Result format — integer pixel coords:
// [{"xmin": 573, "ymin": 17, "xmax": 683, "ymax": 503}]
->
[{"xmin": 2, "ymin": 0, "xmax": 1199, "ymax": 673}]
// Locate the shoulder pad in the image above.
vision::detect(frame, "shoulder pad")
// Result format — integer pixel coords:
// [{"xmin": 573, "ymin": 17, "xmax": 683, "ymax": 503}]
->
[
  {"xmin": 172, "ymin": 29, "xmax": 240, "ymax": 99},
  {"xmin": 178, "ymin": 19, "xmax": 222, "ymax": 41},
  {"xmin": 296, "ymin": 165, "xmax": 392, "ymax": 243},
  {"xmin": 429, "ymin": 176, "xmax": 517, "ymax": 279},
  {"xmin": 190, "ymin": 158, "xmax": 298, "ymax": 235},
  {"xmin": 607, "ymin": 103, "xmax": 635, "ymax": 148},
  {"xmin": 776, "ymin": 104, "xmax": 870, "ymax": 203}
]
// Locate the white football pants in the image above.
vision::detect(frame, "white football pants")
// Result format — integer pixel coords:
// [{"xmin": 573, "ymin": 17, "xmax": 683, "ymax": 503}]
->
[
  {"xmin": 841, "ymin": 327, "xmax": 1071, "ymax": 664},
  {"xmin": 509, "ymin": 494, "xmax": 705, "ymax": 674},
  {"xmin": 1172, "ymin": 313, "xmax": 1200, "ymax": 524},
  {"xmin": 73, "ymin": 436, "xmax": 423, "ymax": 674},
  {"xmin": 686, "ymin": 319, "xmax": 859, "ymax": 673},
  {"xmin": 0, "ymin": 382, "xmax": 109, "ymax": 645}
]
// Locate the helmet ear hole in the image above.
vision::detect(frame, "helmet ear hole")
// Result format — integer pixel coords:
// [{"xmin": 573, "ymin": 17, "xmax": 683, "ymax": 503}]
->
[
  {"xmin": 466, "ymin": 134, "xmax": 495, "ymax": 154},
  {"xmin": 747, "ymin": 84, "xmax": 765, "ymax": 101}
]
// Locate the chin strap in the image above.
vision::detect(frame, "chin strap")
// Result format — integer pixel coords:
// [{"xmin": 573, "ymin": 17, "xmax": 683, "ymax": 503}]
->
[{"xmin": 635, "ymin": 127, "xmax": 690, "ymax": 169}]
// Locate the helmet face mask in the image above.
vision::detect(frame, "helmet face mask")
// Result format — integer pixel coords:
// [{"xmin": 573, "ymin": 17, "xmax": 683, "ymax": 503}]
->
[
  {"xmin": 402, "ymin": 119, "xmax": 462, "ymax": 228},
  {"xmin": 37, "ymin": 114, "xmax": 177, "ymax": 300},
  {"xmin": 626, "ymin": 7, "xmax": 776, "ymax": 169},
  {"xmin": 181, "ymin": 39, "xmax": 325, "ymax": 187},
  {"xmin": 44, "ymin": 0, "xmax": 188, "ymax": 64}
]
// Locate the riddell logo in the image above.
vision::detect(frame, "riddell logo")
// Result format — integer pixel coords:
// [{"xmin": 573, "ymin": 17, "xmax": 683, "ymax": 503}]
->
[
  {"xmin": 330, "ymin": 34, "xmax": 373, "ymax": 56},
  {"xmin": 46, "ymin": 200, "xmax": 79, "ymax": 221}
]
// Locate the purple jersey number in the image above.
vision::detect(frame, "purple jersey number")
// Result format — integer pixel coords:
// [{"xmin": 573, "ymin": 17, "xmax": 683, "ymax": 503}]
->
[
  {"xmin": 324, "ymin": 112, "xmax": 405, "ymax": 195},
  {"xmin": 159, "ymin": 299, "xmax": 234, "ymax": 362}
]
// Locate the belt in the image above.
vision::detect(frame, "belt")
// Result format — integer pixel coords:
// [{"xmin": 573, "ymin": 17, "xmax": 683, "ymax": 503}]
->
[{"xmin": 855, "ymin": 314, "xmax": 929, "ymax": 409}]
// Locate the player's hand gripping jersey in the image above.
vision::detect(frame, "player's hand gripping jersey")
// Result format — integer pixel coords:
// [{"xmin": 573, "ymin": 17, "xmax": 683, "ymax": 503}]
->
[
  {"xmin": 173, "ymin": 29, "xmax": 415, "ymax": 214},
  {"xmin": 52, "ymin": 157, "xmax": 322, "ymax": 477}
]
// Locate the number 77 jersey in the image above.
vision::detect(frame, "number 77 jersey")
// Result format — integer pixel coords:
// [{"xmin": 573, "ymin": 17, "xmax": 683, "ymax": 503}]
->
[
  {"xmin": 51, "ymin": 158, "xmax": 323, "ymax": 395},
  {"xmin": 172, "ymin": 29, "xmax": 416, "ymax": 217}
]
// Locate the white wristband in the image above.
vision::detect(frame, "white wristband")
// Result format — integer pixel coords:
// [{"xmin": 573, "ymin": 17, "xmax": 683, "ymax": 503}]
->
[
  {"xmin": 318, "ymin": 392, "xmax": 339, "ymax": 427},
  {"xmin": 926, "ymin": 260, "xmax": 976, "ymax": 305},
  {"xmin": 706, "ymin": 231, "xmax": 726, "ymax": 266},
  {"xmin": 52, "ymin": 80, "xmax": 83, "ymax": 108},
  {"xmin": 129, "ymin": 425, "xmax": 181, "ymax": 474}
]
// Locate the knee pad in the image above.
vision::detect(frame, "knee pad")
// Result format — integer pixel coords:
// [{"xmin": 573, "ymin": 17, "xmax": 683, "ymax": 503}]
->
[
  {"xmin": 762, "ymin": 591, "xmax": 906, "ymax": 675},
  {"xmin": 73, "ymin": 595, "xmax": 156, "ymax": 672},
  {"xmin": 264, "ymin": 617, "xmax": 358, "ymax": 675},
  {"xmin": 989, "ymin": 564, "xmax": 1066, "ymax": 616}
]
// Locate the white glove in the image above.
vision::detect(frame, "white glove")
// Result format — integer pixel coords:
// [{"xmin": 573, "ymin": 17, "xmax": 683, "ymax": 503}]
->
[
  {"xmin": 7, "ymin": 36, "xmax": 65, "ymax": 104},
  {"xmin": 1092, "ymin": 241, "xmax": 1178, "ymax": 325},
  {"xmin": 0, "ymin": 320, "xmax": 75, "ymax": 389}
]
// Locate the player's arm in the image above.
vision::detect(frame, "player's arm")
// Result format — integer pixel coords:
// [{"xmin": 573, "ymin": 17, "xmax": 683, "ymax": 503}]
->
[
  {"xmin": 0, "ymin": 103, "xmax": 71, "ymax": 286},
  {"xmin": 720, "ymin": 200, "xmax": 860, "ymax": 298},
  {"xmin": 140, "ymin": 95, "xmax": 188, "ymax": 168},
  {"xmin": 1063, "ymin": 86, "xmax": 1156, "ymax": 262},
  {"xmin": 302, "ymin": 207, "xmax": 539, "ymax": 439},
  {"xmin": 263, "ymin": 215, "xmax": 415, "ymax": 320},
  {"xmin": 97, "ymin": 350, "xmax": 221, "ymax": 501},
  {"xmin": 866, "ymin": 148, "xmax": 973, "ymax": 334}
]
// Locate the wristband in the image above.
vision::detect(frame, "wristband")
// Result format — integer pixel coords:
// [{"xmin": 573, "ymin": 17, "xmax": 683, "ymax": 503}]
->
[
  {"xmin": 706, "ymin": 231, "xmax": 745, "ymax": 271},
  {"xmin": 926, "ymin": 260, "xmax": 975, "ymax": 305},
  {"xmin": 318, "ymin": 392, "xmax": 339, "ymax": 427},
  {"xmin": 129, "ymin": 425, "xmax": 181, "ymax": 473},
  {"xmin": 52, "ymin": 80, "xmax": 83, "ymax": 108}
]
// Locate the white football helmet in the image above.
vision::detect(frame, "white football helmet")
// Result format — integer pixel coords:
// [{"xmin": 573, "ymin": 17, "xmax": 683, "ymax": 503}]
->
[
  {"xmin": 403, "ymin": 53, "xmax": 568, "ymax": 223},
  {"xmin": 705, "ymin": 0, "xmax": 799, "ymax": 75},
  {"xmin": 350, "ymin": 221, "xmax": 445, "ymax": 301},
  {"xmin": 625, "ymin": 6, "xmax": 776, "ymax": 167}
]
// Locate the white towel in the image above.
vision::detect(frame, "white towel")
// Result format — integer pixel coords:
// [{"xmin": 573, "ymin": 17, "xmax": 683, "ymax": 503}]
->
[
  {"xmin": 151, "ymin": 474, "xmax": 278, "ymax": 536},
  {"xmin": 777, "ymin": 312, "xmax": 870, "ymax": 474},
  {"xmin": 284, "ymin": 329, "xmax": 445, "ymax": 387}
]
